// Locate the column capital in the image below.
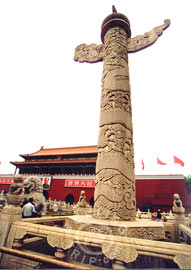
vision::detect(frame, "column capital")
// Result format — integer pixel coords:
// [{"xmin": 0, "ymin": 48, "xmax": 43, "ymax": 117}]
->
[{"xmin": 101, "ymin": 9, "xmax": 131, "ymax": 43}]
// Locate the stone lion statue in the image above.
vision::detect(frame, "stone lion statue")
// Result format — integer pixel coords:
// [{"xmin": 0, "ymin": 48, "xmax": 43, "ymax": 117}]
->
[
  {"xmin": 7, "ymin": 174, "xmax": 24, "ymax": 205},
  {"xmin": 23, "ymin": 176, "xmax": 46, "ymax": 215},
  {"xmin": 10, "ymin": 175, "xmax": 23, "ymax": 195}
]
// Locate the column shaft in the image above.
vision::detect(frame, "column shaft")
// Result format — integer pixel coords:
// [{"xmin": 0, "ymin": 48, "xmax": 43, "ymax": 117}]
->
[{"xmin": 93, "ymin": 27, "xmax": 136, "ymax": 221}]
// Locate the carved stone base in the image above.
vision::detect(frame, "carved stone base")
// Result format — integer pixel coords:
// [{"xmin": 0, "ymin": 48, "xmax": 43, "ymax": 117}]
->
[{"xmin": 63, "ymin": 215, "xmax": 165, "ymax": 240}]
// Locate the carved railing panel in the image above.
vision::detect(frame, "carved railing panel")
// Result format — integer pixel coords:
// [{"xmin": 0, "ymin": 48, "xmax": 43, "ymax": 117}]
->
[
  {"xmin": 179, "ymin": 224, "xmax": 191, "ymax": 245},
  {"xmin": 6, "ymin": 220, "xmax": 191, "ymax": 269}
]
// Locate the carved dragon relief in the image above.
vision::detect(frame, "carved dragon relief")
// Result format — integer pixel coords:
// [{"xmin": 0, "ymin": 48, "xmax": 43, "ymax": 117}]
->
[
  {"xmin": 74, "ymin": 12, "xmax": 170, "ymax": 221},
  {"xmin": 101, "ymin": 89, "xmax": 131, "ymax": 113},
  {"xmin": 98, "ymin": 124, "xmax": 134, "ymax": 163},
  {"xmin": 94, "ymin": 168, "xmax": 136, "ymax": 220},
  {"xmin": 127, "ymin": 19, "xmax": 170, "ymax": 52},
  {"xmin": 92, "ymin": 24, "xmax": 136, "ymax": 220},
  {"xmin": 74, "ymin": 19, "xmax": 170, "ymax": 63},
  {"xmin": 73, "ymin": 43, "xmax": 104, "ymax": 63},
  {"xmin": 94, "ymin": 194, "xmax": 135, "ymax": 220}
]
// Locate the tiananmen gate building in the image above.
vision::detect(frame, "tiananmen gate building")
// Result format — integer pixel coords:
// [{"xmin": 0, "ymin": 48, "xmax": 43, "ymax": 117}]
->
[{"xmin": 0, "ymin": 145, "xmax": 189, "ymax": 212}]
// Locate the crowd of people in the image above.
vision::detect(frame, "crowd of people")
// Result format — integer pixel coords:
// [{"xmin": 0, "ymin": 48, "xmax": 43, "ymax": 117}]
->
[
  {"xmin": 151, "ymin": 209, "xmax": 162, "ymax": 221},
  {"xmin": 22, "ymin": 198, "xmax": 41, "ymax": 218},
  {"xmin": 21, "ymin": 198, "xmax": 163, "ymax": 220}
]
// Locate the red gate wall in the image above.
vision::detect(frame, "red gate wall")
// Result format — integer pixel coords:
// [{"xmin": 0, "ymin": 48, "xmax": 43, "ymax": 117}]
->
[{"xmin": 0, "ymin": 175, "xmax": 190, "ymax": 213}]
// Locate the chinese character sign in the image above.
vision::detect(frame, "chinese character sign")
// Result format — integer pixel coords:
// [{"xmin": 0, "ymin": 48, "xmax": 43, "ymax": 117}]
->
[{"xmin": 65, "ymin": 179, "xmax": 95, "ymax": 188}]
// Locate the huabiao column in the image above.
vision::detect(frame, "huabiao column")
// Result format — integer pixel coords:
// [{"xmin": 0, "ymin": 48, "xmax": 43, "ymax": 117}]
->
[
  {"xmin": 93, "ymin": 11, "xmax": 135, "ymax": 221},
  {"xmin": 74, "ymin": 6, "xmax": 170, "ymax": 221}
]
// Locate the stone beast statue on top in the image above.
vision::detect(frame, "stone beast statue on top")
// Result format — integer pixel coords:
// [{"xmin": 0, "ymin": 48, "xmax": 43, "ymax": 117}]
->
[{"xmin": 23, "ymin": 176, "xmax": 46, "ymax": 215}]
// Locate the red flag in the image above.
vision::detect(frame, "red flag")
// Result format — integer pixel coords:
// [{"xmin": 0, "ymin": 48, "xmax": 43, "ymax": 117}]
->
[
  {"xmin": 157, "ymin": 157, "xmax": 167, "ymax": 165},
  {"xmin": 141, "ymin": 159, "xmax": 144, "ymax": 170},
  {"xmin": 173, "ymin": 156, "xmax": 184, "ymax": 167}
]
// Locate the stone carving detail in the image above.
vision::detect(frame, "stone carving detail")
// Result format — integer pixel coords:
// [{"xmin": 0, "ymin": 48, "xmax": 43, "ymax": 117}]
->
[
  {"xmin": 127, "ymin": 19, "xmax": 170, "ymax": 53},
  {"xmin": 127, "ymin": 227, "xmax": 165, "ymax": 240},
  {"xmin": 94, "ymin": 169, "xmax": 135, "ymax": 220},
  {"xmin": 172, "ymin": 193, "xmax": 185, "ymax": 214},
  {"xmin": 23, "ymin": 176, "xmax": 46, "ymax": 215},
  {"xmin": 63, "ymin": 217, "xmax": 163, "ymax": 240},
  {"xmin": 98, "ymin": 124, "xmax": 134, "ymax": 166},
  {"xmin": 77, "ymin": 190, "xmax": 89, "ymax": 215},
  {"xmin": 0, "ymin": 219, "xmax": 9, "ymax": 248},
  {"xmin": 64, "ymin": 218, "xmax": 78, "ymax": 230},
  {"xmin": 9, "ymin": 175, "xmax": 23, "ymax": 195},
  {"xmin": 103, "ymin": 28, "xmax": 129, "ymax": 71},
  {"xmin": 81, "ymin": 224, "xmax": 113, "ymax": 235},
  {"xmin": 174, "ymin": 254, "xmax": 191, "ymax": 269},
  {"xmin": 74, "ymin": 7, "xmax": 170, "ymax": 221},
  {"xmin": 172, "ymin": 193, "xmax": 186, "ymax": 242},
  {"xmin": 74, "ymin": 20, "xmax": 170, "ymax": 62},
  {"xmin": 78, "ymin": 190, "xmax": 87, "ymax": 207},
  {"xmin": 93, "ymin": 26, "xmax": 136, "ymax": 221},
  {"xmin": 101, "ymin": 90, "xmax": 131, "ymax": 113},
  {"xmin": 7, "ymin": 175, "xmax": 24, "ymax": 206},
  {"xmin": 74, "ymin": 43, "xmax": 104, "ymax": 63},
  {"xmin": 72, "ymin": 222, "xmax": 114, "ymax": 236},
  {"xmin": 102, "ymin": 243, "xmax": 138, "ymax": 263},
  {"xmin": 47, "ymin": 234, "xmax": 73, "ymax": 250}
]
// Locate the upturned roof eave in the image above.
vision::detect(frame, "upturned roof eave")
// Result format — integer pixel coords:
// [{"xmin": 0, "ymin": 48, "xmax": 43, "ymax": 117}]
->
[
  {"xmin": 10, "ymin": 158, "xmax": 97, "ymax": 166},
  {"xmin": 19, "ymin": 145, "xmax": 98, "ymax": 158}
]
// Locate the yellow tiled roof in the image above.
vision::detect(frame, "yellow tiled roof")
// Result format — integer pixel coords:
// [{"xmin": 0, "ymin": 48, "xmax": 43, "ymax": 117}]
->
[{"xmin": 20, "ymin": 145, "xmax": 98, "ymax": 157}]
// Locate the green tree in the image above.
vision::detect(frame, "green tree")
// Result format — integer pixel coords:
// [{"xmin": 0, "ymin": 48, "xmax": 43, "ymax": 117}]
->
[{"xmin": 184, "ymin": 175, "xmax": 191, "ymax": 193}]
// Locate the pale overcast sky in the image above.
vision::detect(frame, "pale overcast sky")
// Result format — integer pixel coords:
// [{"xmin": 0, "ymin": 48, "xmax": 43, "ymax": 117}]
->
[{"xmin": 0, "ymin": 0, "xmax": 190, "ymax": 175}]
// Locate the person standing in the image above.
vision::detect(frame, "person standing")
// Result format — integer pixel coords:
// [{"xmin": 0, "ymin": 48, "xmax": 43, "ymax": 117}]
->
[
  {"xmin": 156, "ymin": 209, "xmax": 162, "ymax": 221},
  {"xmin": 22, "ymin": 198, "xmax": 37, "ymax": 218}
]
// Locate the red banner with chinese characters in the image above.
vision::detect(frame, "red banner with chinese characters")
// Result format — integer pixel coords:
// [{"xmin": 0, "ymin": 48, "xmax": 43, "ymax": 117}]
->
[
  {"xmin": 0, "ymin": 178, "xmax": 13, "ymax": 184},
  {"xmin": 65, "ymin": 179, "xmax": 95, "ymax": 188}
]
